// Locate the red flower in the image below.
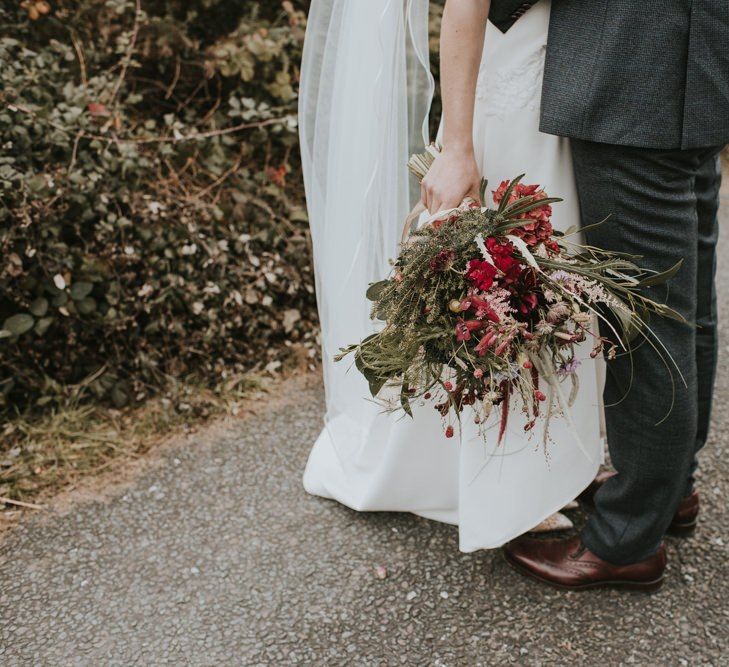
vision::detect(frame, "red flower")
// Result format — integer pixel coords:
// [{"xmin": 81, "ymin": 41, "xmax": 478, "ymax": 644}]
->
[
  {"xmin": 545, "ymin": 239, "xmax": 561, "ymax": 254},
  {"xmin": 474, "ymin": 330, "xmax": 498, "ymax": 356},
  {"xmin": 494, "ymin": 180, "xmax": 543, "ymax": 206},
  {"xmin": 510, "ymin": 216, "xmax": 554, "ymax": 247},
  {"xmin": 465, "ymin": 295, "xmax": 501, "ymax": 323},
  {"xmin": 492, "ymin": 180, "xmax": 515, "ymax": 206},
  {"xmin": 499, "ymin": 263, "xmax": 524, "ymax": 287},
  {"xmin": 455, "ymin": 318, "xmax": 483, "ymax": 342},
  {"xmin": 508, "ymin": 268, "xmax": 540, "ymax": 317},
  {"xmin": 429, "ymin": 248, "xmax": 456, "ymax": 273},
  {"xmin": 519, "ymin": 293, "xmax": 539, "ymax": 314},
  {"xmin": 513, "ymin": 191, "xmax": 554, "ymax": 246},
  {"xmin": 494, "ymin": 181, "xmax": 556, "ymax": 248},
  {"xmin": 465, "ymin": 259, "xmax": 497, "ymax": 291},
  {"xmin": 516, "ymin": 183, "xmax": 540, "ymax": 197},
  {"xmin": 486, "ymin": 237, "xmax": 518, "ymax": 272}
]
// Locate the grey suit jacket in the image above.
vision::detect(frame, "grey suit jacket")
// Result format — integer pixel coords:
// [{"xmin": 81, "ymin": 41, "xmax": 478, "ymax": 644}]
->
[{"xmin": 489, "ymin": 1, "xmax": 729, "ymax": 149}]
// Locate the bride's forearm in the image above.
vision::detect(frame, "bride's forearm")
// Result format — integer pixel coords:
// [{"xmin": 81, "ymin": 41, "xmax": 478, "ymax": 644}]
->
[
  {"xmin": 421, "ymin": 1, "xmax": 489, "ymax": 212},
  {"xmin": 440, "ymin": 0, "xmax": 490, "ymax": 154}
]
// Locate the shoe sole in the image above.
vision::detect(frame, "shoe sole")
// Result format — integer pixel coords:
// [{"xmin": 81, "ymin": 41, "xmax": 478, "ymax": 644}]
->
[{"xmin": 502, "ymin": 551, "xmax": 664, "ymax": 593}]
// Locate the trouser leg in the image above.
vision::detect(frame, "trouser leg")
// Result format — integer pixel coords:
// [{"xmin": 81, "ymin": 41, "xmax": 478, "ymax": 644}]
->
[
  {"xmin": 569, "ymin": 140, "xmax": 722, "ymax": 565},
  {"xmin": 687, "ymin": 154, "xmax": 722, "ymax": 495}
]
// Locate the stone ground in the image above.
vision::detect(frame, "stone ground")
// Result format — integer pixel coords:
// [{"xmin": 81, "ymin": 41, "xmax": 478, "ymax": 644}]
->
[{"xmin": 1, "ymin": 182, "xmax": 728, "ymax": 666}]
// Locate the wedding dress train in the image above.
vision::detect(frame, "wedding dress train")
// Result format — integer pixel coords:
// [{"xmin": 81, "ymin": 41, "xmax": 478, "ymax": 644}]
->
[{"xmin": 301, "ymin": 1, "xmax": 604, "ymax": 552}]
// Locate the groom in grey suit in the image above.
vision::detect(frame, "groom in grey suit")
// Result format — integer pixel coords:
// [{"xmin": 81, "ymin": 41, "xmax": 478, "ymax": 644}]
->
[{"xmin": 489, "ymin": 0, "xmax": 728, "ymax": 589}]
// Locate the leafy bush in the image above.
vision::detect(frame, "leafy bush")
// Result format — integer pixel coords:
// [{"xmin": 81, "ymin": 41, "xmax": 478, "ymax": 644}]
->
[{"xmin": 1, "ymin": 0, "xmax": 316, "ymax": 412}]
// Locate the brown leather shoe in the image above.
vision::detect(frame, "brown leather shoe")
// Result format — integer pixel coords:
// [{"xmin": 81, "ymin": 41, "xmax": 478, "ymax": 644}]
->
[
  {"xmin": 577, "ymin": 470, "xmax": 617, "ymax": 506},
  {"xmin": 669, "ymin": 490, "xmax": 700, "ymax": 537},
  {"xmin": 503, "ymin": 535, "xmax": 666, "ymax": 592},
  {"xmin": 578, "ymin": 471, "xmax": 700, "ymax": 537}
]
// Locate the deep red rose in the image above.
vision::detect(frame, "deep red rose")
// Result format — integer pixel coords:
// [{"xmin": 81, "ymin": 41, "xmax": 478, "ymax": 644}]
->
[{"xmin": 465, "ymin": 259, "xmax": 497, "ymax": 291}]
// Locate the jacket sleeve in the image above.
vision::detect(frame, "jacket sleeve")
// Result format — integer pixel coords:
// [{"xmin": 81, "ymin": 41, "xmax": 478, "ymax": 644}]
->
[{"xmin": 488, "ymin": 0, "xmax": 539, "ymax": 33}]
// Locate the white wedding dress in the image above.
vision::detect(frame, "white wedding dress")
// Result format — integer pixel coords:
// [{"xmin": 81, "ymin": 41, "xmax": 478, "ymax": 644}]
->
[{"xmin": 301, "ymin": 1, "xmax": 604, "ymax": 552}]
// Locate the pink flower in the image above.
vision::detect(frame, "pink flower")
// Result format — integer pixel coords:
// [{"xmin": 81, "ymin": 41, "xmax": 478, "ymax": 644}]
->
[{"xmin": 474, "ymin": 331, "xmax": 498, "ymax": 356}]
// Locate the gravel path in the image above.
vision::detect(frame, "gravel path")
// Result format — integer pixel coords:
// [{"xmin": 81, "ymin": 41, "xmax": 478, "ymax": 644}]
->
[{"xmin": 1, "ymin": 184, "xmax": 728, "ymax": 666}]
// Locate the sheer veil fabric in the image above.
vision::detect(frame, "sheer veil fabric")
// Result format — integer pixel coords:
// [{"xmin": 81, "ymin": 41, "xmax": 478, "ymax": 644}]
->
[
  {"xmin": 299, "ymin": 0, "xmax": 433, "ymax": 420},
  {"xmin": 299, "ymin": 0, "xmax": 604, "ymax": 551}
]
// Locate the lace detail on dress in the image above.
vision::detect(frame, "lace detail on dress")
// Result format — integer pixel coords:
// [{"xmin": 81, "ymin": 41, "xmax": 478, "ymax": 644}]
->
[{"xmin": 475, "ymin": 44, "xmax": 547, "ymax": 117}]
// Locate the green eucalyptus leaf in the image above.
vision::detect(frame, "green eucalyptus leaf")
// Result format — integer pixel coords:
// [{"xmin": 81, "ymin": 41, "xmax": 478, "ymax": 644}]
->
[
  {"xmin": 366, "ymin": 280, "xmax": 390, "ymax": 302},
  {"xmin": 639, "ymin": 260, "xmax": 684, "ymax": 288}
]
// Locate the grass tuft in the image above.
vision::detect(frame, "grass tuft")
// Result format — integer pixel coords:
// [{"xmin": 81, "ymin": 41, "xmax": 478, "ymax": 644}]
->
[{"xmin": 0, "ymin": 374, "xmax": 262, "ymax": 514}]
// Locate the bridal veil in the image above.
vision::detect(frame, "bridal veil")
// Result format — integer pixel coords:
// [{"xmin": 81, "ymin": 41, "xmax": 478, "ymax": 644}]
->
[{"xmin": 299, "ymin": 0, "xmax": 433, "ymax": 430}]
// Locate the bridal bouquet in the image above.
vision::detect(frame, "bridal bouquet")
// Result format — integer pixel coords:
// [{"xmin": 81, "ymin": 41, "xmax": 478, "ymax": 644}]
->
[{"xmin": 336, "ymin": 146, "xmax": 683, "ymax": 441}]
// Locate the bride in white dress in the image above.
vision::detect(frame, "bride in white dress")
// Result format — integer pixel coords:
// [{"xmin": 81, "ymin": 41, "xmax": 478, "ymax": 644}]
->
[{"xmin": 298, "ymin": 0, "xmax": 604, "ymax": 552}]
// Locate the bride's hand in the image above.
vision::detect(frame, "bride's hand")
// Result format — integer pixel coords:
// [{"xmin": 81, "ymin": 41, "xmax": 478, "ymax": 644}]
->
[{"xmin": 421, "ymin": 148, "xmax": 481, "ymax": 215}]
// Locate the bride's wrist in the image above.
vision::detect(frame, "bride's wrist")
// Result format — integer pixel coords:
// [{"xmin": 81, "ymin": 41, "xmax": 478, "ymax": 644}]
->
[{"xmin": 442, "ymin": 140, "xmax": 475, "ymax": 158}]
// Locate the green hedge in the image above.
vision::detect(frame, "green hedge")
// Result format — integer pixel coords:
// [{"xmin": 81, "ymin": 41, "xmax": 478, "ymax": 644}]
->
[
  {"xmin": 1, "ymin": 0, "xmax": 443, "ymax": 415},
  {"xmin": 1, "ymin": 1, "xmax": 315, "ymax": 412}
]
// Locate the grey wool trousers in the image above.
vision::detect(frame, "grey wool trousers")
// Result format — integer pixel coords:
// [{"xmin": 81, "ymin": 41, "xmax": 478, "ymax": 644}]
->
[{"xmin": 570, "ymin": 139, "xmax": 723, "ymax": 565}]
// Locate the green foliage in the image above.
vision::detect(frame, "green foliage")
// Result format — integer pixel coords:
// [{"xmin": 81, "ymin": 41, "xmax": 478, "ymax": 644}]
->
[{"xmin": 0, "ymin": 0, "xmax": 315, "ymax": 412}]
